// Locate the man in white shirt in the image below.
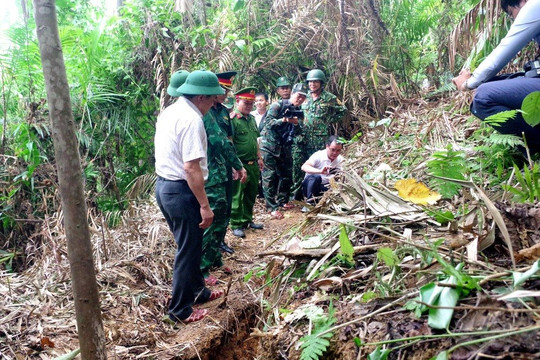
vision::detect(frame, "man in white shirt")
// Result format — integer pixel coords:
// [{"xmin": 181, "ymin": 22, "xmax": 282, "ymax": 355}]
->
[
  {"xmin": 301, "ymin": 136, "xmax": 344, "ymax": 207},
  {"xmin": 453, "ymin": 0, "xmax": 540, "ymax": 154},
  {"xmin": 155, "ymin": 70, "xmax": 224, "ymax": 325},
  {"xmin": 251, "ymin": 92, "xmax": 269, "ymax": 131}
]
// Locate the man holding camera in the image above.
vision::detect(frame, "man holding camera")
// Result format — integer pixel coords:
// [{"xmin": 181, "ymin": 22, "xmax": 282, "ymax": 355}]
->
[
  {"xmin": 292, "ymin": 69, "xmax": 347, "ymax": 201},
  {"xmin": 260, "ymin": 83, "xmax": 308, "ymax": 219},
  {"xmin": 301, "ymin": 136, "xmax": 344, "ymax": 209},
  {"xmin": 453, "ymin": 0, "xmax": 540, "ymax": 154}
]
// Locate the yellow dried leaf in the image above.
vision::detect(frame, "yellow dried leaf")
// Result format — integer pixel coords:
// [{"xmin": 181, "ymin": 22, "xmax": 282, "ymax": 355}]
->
[{"xmin": 394, "ymin": 178, "xmax": 441, "ymax": 205}]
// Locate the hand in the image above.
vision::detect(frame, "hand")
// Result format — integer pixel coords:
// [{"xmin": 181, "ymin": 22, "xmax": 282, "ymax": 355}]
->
[
  {"xmin": 239, "ymin": 168, "xmax": 248, "ymax": 183},
  {"xmin": 199, "ymin": 205, "xmax": 214, "ymax": 229},
  {"xmin": 287, "ymin": 117, "xmax": 299, "ymax": 125},
  {"xmin": 452, "ymin": 69, "xmax": 472, "ymax": 91},
  {"xmin": 321, "ymin": 166, "xmax": 329, "ymax": 175},
  {"xmin": 258, "ymin": 158, "xmax": 264, "ymax": 171},
  {"xmin": 232, "ymin": 168, "xmax": 240, "ymax": 181}
]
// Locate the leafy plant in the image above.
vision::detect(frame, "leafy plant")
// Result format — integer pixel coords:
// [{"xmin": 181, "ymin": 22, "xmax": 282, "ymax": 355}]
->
[
  {"xmin": 521, "ymin": 91, "xmax": 540, "ymax": 127},
  {"xmin": 406, "ymin": 253, "xmax": 480, "ymax": 329},
  {"xmin": 427, "ymin": 145, "xmax": 467, "ymax": 198},
  {"xmin": 338, "ymin": 224, "xmax": 354, "ymax": 263},
  {"xmin": 0, "ymin": 249, "xmax": 17, "ymax": 272},
  {"xmin": 299, "ymin": 302, "xmax": 337, "ymax": 360},
  {"xmin": 503, "ymin": 163, "xmax": 540, "ymax": 203},
  {"xmin": 367, "ymin": 346, "xmax": 391, "ymax": 360}
]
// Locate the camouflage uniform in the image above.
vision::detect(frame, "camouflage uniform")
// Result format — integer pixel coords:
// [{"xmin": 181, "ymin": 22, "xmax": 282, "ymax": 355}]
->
[
  {"xmin": 200, "ymin": 105, "xmax": 243, "ymax": 276},
  {"xmin": 260, "ymin": 100, "xmax": 297, "ymax": 211},
  {"xmin": 214, "ymin": 104, "xmax": 235, "ymax": 222},
  {"xmin": 230, "ymin": 109, "xmax": 260, "ymax": 229},
  {"xmin": 292, "ymin": 90, "xmax": 346, "ymax": 199}
]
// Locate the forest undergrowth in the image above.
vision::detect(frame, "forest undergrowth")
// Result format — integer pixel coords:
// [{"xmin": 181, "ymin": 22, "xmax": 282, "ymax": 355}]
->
[{"xmin": 1, "ymin": 93, "xmax": 539, "ymax": 360}]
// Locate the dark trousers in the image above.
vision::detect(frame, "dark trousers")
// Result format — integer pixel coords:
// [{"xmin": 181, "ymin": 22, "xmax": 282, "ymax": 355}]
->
[
  {"xmin": 155, "ymin": 178, "xmax": 210, "ymax": 321},
  {"xmin": 471, "ymin": 76, "xmax": 540, "ymax": 153},
  {"xmin": 302, "ymin": 174, "xmax": 328, "ymax": 205},
  {"xmin": 262, "ymin": 150, "xmax": 293, "ymax": 211}
]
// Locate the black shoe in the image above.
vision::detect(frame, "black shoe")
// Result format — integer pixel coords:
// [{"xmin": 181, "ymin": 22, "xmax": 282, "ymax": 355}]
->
[
  {"xmin": 247, "ymin": 222, "xmax": 264, "ymax": 230},
  {"xmin": 232, "ymin": 228, "xmax": 246, "ymax": 237},
  {"xmin": 220, "ymin": 242, "xmax": 235, "ymax": 254}
]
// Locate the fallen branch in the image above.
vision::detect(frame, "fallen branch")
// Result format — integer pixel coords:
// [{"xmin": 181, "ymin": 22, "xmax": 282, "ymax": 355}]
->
[{"xmin": 257, "ymin": 244, "xmax": 382, "ymax": 259}]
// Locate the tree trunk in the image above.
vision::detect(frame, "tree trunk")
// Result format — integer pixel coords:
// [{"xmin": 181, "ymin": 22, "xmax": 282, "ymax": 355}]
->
[{"xmin": 33, "ymin": 1, "xmax": 107, "ymax": 359}]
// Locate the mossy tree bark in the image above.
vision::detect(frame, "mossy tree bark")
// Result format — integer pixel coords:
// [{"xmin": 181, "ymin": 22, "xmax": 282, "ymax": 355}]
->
[{"xmin": 33, "ymin": 0, "xmax": 106, "ymax": 358}]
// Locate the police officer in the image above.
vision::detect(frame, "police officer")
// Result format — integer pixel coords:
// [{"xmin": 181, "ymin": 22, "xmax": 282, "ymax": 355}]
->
[
  {"xmin": 292, "ymin": 69, "xmax": 347, "ymax": 200},
  {"xmin": 260, "ymin": 83, "xmax": 307, "ymax": 219},
  {"xmin": 230, "ymin": 88, "xmax": 265, "ymax": 237}
]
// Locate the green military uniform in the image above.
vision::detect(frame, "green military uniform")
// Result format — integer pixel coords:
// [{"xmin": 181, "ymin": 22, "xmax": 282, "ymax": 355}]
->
[
  {"xmin": 213, "ymin": 103, "xmax": 236, "ymax": 222},
  {"xmin": 292, "ymin": 90, "xmax": 347, "ymax": 199},
  {"xmin": 200, "ymin": 105, "xmax": 243, "ymax": 276},
  {"xmin": 230, "ymin": 109, "xmax": 260, "ymax": 230},
  {"xmin": 260, "ymin": 100, "xmax": 297, "ymax": 211}
]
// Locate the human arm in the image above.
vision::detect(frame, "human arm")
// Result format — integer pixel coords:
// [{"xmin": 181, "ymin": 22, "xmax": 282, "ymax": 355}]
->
[
  {"xmin": 184, "ymin": 159, "xmax": 214, "ymax": 229},
  {"xmin": 462, "ymin": 4, "xmax": 540, "ymax": 89},
  {"xmin": 301, "ymin": 159, "xmax": 329, "ymax": 175}
]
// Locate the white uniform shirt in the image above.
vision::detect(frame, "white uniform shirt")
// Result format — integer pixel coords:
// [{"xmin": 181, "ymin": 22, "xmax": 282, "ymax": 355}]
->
[
  {"xmin": 304, "ymin": 149, "xmax": 344, "ymax": 185},
  {"xmin": 155, "ymin": 96, "xmax": 208, "ymax": 180},
  {"xmin": 468, "ymin": 0, "xmax": 540, "ymax": 89}
]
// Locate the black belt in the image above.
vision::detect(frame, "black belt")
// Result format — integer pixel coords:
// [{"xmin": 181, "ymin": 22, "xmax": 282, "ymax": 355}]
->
[{"xmin": 157, "ymin": 175, "xmax": 186, "ymax": 182}]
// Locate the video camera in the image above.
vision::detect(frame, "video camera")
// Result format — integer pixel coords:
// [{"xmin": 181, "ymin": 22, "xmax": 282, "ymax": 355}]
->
[{"xmin": 283, "ymin": 106, "xmax": 304, "ymax": 120}]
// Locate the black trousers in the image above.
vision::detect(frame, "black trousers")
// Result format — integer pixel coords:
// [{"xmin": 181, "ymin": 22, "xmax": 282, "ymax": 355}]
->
[
  {"xmin": 302, "ymin": 174, "xmax": 329, "ymax": 205},
  {"xmin": 155, "ymin": 178, "xmax": 210, "ymax": 320}
]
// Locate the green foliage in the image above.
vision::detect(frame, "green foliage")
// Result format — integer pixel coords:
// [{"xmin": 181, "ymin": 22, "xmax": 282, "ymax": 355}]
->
[
  {"xmin": 503, "ymin": 163, "xmax": 540, "ymax": 203},
  {"xmin": 0, "ymin": 249, "xmax": 17, "ymax": 272},
  {"xmin": 367, "ymin": 346, "xmax": 391, "ymax": 360},
  {"xmin": 521, "ymin": 91, "xmax": 540, "ymax": 127},
  {"xmin": 406, "ymin": 241, "xmax": 480, "ymax": 329},
  {"xmin": 338, "ymin": 224, "xmax": 354, "ymax": 263},
  {"xmin": 427, "ymin": 145, "xmax": 467, "ymax": 198},
  {"xmin": 426, "ymin": 209, "xmax": 455, "ymax": 225},
  {"xmin": 377, "ymin": 247, "xmax": 398, "ymax": 267},
  {"xmin": 483, "ymin": 133, "xmax": 524, "ymax": 148},
  {"xmin": 484, "ymin": 110, "xmax": 519, "ymax": 127},
  {"xmin": 512, "ymin": 259, "xmax": 539, "ymax": 288},
  {"xmin": 299, "ymin": 303, "xmax": 336, "ymax": 360}
]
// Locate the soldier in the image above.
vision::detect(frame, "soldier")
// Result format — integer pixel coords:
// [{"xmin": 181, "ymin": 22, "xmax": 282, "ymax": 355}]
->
[
  {"xmin": 276, "ymin": 76, "xmax": 292, "ymax": 100},
  {"xmin": 200, "ymin": 75, "xmax": 247, "ymax": 281},
  {"xmin": 258, "ymin": 77, "xmax": 291, "ymax": 134},
  {"xmin": 230, "ymin": 87, "xmax": 264, "ymax": 238},
  {"xmin": 166, "ymin": 70, "xmax": 190, "ymax": 98},
  {"xmin": 291, "ymin": 69, "xmax": 347, "ymax": 200},
  {"xmin": 260, "ymin": 83, "xmax": 307, "ymax": 219},
  {"xmin": 214, "ymin": 71, "xmax": 242, "ymax": 254}
]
